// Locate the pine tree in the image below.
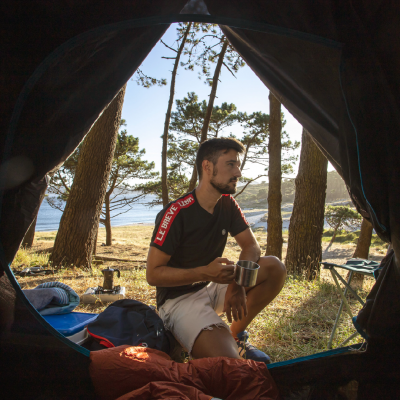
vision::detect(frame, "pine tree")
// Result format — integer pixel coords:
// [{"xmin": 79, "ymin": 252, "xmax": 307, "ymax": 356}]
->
[
  {"xmin": 49, "ymin": 85, "xmax": 126, "ymax": 268},
  {"xmin": 47, "ymin": 121, "xmax": 156, "ymax": 246},
  {"xmin": 266, "ymin": 93, "xmax": 283, "ymax": 259},
  {"xmin": 160, "ymin": 22, "xmax": 193, "ymax": 206},
  {"xmin": 285, "ymin": 129, "xmax": 328, "ymax": 279}
]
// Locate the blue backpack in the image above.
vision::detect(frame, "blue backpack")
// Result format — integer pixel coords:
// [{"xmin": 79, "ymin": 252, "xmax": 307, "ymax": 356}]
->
[{"xmin": 86, "ymin": 299, "xmax": 176, "ymax": 355}]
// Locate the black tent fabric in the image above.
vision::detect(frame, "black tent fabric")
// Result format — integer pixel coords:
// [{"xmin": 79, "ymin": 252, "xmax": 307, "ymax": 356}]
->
[
  {"xmin": 208, "ymin": 0, "xmax": 400, "ymax": 247},
  {"xmin": 1, "ymin": 1, "xmax": 400, "ymax": 398}
]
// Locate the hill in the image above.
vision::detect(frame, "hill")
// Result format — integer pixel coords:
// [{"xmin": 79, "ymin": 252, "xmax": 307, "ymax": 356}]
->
[{"xmin": 236, "ymin": 170, "xmax": 349, "ymax": 209}]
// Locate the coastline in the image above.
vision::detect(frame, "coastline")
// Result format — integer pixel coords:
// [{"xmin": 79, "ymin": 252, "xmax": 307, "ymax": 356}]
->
[{"xmin": 35, "ymin": 221, "xmax": 156, "ymax": 233}]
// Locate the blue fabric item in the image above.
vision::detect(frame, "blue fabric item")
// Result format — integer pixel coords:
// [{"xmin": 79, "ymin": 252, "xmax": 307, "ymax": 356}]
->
[
  {"xmin": 22, "ymin": 281, "xmax": 80, "ymax": 315},
  {"xmin": 22, "ymin": 288, "xmax": 65, "ymax": 311},
  {"xmin": 321, "ymin": 259, "xmax": 380, "ymax": 276},
  {"xmin": 236, "ymin": 330, "xmax": 271, "ymax": 365},
  {"xmin": 267, "ymin": 345, "xmax": 358, "ymax": 369},
  {"xmin": 352, "ymin": 316, "xmax": 369, "ymax": 341}
]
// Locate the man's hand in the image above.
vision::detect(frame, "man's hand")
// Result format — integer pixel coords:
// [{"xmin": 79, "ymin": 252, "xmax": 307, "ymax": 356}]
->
[
  {"xmin": 223, "ymin": 283, "xmax": 248, "ymax": 323},
  {"xmin": 202, "ymin": 257, "xmax": 235, "ymax": 284}
]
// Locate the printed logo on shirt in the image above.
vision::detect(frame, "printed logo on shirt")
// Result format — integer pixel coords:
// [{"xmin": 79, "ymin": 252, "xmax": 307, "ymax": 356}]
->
[
  {"xmin": 154, "ymin": 194, "xmax": 195, "ymax": 246},
  {"xmin": 177, "ymin": 196, "xmax": 194, "ymax": 208}
]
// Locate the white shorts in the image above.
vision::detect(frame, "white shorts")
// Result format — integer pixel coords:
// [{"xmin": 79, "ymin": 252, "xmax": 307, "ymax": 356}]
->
[{"xmin": 158, "ymin": 282, "xmax": 230, "ymax": 355}]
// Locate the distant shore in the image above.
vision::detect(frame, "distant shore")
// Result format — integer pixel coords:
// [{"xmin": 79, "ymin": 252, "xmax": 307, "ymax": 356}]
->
[{"xmin": 35, "ymin": 221, "xmax": 156, "ymax": 234}]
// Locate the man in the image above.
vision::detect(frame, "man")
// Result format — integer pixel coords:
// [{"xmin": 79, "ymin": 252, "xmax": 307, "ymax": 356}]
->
[{"xmin": 147, "ymin": 137, "xmax": 286, "ymax": 363}]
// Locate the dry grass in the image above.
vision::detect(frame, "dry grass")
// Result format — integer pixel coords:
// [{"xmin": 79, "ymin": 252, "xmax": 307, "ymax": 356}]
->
[{"xmin": 12, "ymin": 225, "xmax": 384, "ymax": 362}]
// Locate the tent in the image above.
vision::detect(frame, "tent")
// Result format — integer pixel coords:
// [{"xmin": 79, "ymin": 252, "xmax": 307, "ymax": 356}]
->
[{"xmin": 1, "ymin": 0, "xmax": 400, "ymax": 397}]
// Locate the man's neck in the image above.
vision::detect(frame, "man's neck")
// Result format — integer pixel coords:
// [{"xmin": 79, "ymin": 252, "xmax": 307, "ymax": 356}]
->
[{"xmin": 195, "ymin": 181, "xmax": 222, "ymax": 214}]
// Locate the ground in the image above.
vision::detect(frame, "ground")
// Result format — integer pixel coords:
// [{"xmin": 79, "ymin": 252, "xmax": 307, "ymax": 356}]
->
[{"xmin": 12, "ymin": 224, "xmax": 387, "ymax": 363}]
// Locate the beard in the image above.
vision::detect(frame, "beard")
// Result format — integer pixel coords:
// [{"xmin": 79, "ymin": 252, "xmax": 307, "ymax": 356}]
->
[{"xmin": 210, "ymin": 168, "xmax": 238, "ymax": 195}]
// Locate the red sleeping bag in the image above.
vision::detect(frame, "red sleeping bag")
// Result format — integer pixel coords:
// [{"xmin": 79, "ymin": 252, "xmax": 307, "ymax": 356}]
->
[{"xmin": 89, "ymin": 345, "xmax": 279, "ymax": 400}]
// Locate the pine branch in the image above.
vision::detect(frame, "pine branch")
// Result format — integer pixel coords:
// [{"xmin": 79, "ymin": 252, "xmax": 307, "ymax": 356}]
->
[
  {"xmin": 161, "ymin": 40, "xmax": 178, "ymax": 53},
  {"xmin": 222, "ymin": 62, "xmax": 237, "ymax": 78}
]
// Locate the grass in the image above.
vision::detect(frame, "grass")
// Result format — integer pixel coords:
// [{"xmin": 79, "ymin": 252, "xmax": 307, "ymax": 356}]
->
[
  {"xmin": 322, "ymin": 229, "xmax": 388, "ymax": 249},
  {"xmin": 12, "ymin": 225, "xmax": 382, "ymax": 362}
]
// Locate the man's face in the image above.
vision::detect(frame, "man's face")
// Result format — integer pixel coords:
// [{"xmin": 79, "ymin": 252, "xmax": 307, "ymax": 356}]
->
[{"xmin": 209, "ymin": 149, "xmax": 242, "ymax": 194}]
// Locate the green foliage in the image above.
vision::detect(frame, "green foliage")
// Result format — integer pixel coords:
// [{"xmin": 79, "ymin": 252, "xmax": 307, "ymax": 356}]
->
[
  {"xmin": 170, "ymin": 92, "xmax": 238, "ymax": 138},
  {"xmin": 168, "ymin": 92, "xmax": 238, "ymax": 172},
  {"xmin": 154, "ymin": 23, "xmax": 299, "ymax": 203},
  {"xmin": 257, "ymin": 189, "xmax": 268, "ymax": 200},
  {"xmin": 133, "ymin": 68, "xmax": 167, "ymax": 88},
  {"xmin": 181, "ymin": 23, "xmax": 245, "ymax": 85},
  {"xmin": 151, "ymin": 23, "xmax": 247, "ymax": 203},
  {"xmin": 47, "ymin": 120, "xmax": 157, "ymax": 218},
  {"xmin": 322, "ymin": 229, "xmax": 387, "ymax": 248},
  {"xmin": 230, "ymin": 112, "xmax": 300, "ymax": 198},
  {"xmin": 237, "ymin": 110, "xmax": 299, "ymax": 175},
  {"xmin": 325, "ymin": 205, "xmax": 362, "ymax": 232},
  {"xmin": 142, "ymin": 92, "xmax": 239, "ymax": 203},
  {"xmin": 137, "ymin": 170, "xmax": 191, "ymax": 207},
  {"xmin": 235, "ymin": 172, "xmax": 349, "ymax": 208}
]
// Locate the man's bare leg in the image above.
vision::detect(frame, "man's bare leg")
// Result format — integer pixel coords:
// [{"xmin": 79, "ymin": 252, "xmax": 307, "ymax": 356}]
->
[
  {"xmin": 230, "ymin": 256, "xmax": 286, "ymax": 338},
  {"xmin": 191, "ymin": 256, "xmax": 285, "ymax": 359},
  {"xmin": 191, "ymin": 325, "xmax": 240, "ymax": 359}
]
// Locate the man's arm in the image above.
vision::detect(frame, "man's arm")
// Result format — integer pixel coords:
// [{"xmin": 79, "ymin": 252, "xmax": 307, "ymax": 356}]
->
[
  {"xmin": 146, "ymin": 246, "xmax": 235, "ymax": 287},
  {"xmin": 224, "ymin": 228, "xmax": 261, "ymax": 323},
  {"xmin": 235, "ymin": 227, "xmax": 261, "ymax": 262}
]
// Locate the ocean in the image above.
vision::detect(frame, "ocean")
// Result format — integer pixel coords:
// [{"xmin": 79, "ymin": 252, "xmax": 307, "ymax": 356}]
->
[{"xmin": 36, "ymin": 195, "xmax": 163, "ymax": 232}]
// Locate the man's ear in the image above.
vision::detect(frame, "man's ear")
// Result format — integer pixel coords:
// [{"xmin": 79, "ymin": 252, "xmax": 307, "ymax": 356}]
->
[{"xmin": 202, "ymin": 160, "xmax": 212, "ymax": 177}]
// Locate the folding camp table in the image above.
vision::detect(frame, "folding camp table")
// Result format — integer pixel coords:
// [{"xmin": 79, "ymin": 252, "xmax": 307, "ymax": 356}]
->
[{"xmin": 320, "ymin": 259, "xmax": 381, "ymax": 349}]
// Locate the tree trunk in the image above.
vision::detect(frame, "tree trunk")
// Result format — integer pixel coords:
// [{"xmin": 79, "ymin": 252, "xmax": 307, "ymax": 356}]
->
[
  {"xmin": 266, "ymin": 92, "xmax": 283, "ymax": 259},
  {"xmin": 353, "ymin": 218, "xmax": 373, "ymax": 259},
  {"xmin": 93, "ymin": 225, "xmax": 98, "ymax": 255},
  {"xmin": 22, "ymin": 191, "xmax": 47, "ymax": 248},
  {"xmin": 50, "ymin": 84, "xmax": 126, "ymax": 268},
  {"xmin": 200, "ymin": 39, "xmax": 229, "ymax": 143},
  {"xmin": 240, "ymin": 143, "xmax": 250, "ymax": 172},
  {"xmin": 104, "ymin": 193, "xmax": 112, "ymax": 246},
  {"xmin": 286, "ymin": 129, "xmax": 328, "ymax": 280},
  {"xmin": 22, "ymin": 216, "xmax": 37, "ymax": 248},
  {"xmin": 188, "ymin": 165, "xmax": 198, "ymax": 192},
  {"xmin": 348, "ymin": 217, "xmax": 373, "ymax": 288},
  {"xmin": 161, "ymin": 22, "xmax": 192, "ymax": 206},
  {"xmin": 324, "ymin": 225, "xmax": 339, "ymax": 255}
]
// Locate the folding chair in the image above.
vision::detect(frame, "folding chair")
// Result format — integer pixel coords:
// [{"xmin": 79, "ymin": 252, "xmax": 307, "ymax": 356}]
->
[{"xmin": 320, "ymin": 259, "xmax": 381, "ymax": 349}]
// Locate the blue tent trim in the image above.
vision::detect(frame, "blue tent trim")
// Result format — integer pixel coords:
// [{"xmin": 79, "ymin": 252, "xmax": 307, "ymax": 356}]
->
[
  {"xmin": 268, "ymin": 344, "xmax": 361, "ymax": 369},
  {"xmin": 338, "ymin": 60, "xmax": 387, "ymax": 233}
]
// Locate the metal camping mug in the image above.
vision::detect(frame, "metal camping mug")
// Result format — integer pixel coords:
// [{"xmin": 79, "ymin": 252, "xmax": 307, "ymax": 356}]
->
[{"xmin": 234, "ymin": 260, "xmax": 260, "ymax": 287}]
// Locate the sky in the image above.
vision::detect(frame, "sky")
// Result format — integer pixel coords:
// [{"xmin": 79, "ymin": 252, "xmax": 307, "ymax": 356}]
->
[{"xmin": 121, "ymin": 24, "xmax": 334, "ymax": 181}]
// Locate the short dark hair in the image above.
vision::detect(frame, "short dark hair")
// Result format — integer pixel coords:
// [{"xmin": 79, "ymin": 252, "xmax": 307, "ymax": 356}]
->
[{"xmin": 196, "ymin": 137, "xmax": 245, "ymax": 180}]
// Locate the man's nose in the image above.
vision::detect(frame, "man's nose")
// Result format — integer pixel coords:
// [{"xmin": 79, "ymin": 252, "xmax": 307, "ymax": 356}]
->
[{"xmin": 235, "ymin": 167, "xmax": 242, "ymax": 178}]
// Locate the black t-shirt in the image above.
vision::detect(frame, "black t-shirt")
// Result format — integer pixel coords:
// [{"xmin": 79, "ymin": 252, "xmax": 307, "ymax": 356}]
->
[{"xmin": 150, "ymin": 190, "xmax": 250, "ymax": 308}]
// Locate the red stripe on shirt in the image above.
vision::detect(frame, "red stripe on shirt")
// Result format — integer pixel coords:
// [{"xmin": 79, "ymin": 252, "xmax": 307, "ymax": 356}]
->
[{"xmin": 154, "ymin": 194, "xmax": 195, "ymax": 246}]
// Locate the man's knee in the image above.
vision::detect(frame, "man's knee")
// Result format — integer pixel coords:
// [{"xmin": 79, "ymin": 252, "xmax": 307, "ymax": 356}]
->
[
  {"xmin": 259, "ymin": 256, "xmax": 287, "ymax": 281},
  {"xmin": 191, "ymin": 325, "xmax": 240, "ymax": 360}
]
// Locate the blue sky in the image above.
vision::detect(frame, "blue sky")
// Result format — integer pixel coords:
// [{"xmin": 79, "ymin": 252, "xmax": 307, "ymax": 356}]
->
[{"xmin": 121, "ymin": 24, "xmax": 333, "ymax": 181}]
